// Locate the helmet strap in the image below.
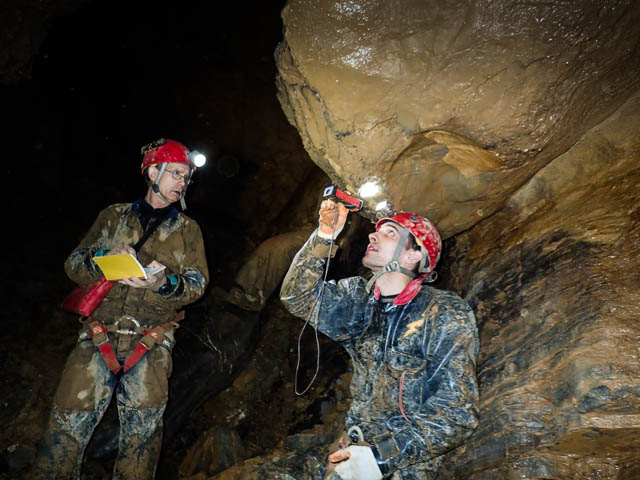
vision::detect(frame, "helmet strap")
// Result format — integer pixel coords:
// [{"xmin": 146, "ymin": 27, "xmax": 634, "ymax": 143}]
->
[
  {"xmin": 178, "ymin": 165, "xmax": 194, "ymax": 210},
  {"xmin": 147, "ymin": 163, "xmax": 174, "ymax": 205},
  {"xmin": 418, "ymin": 247, "xmax": 428, "ymax": 273},
  {"xmin": 154, "ymin": 162, "xmax": 167, "ymax": 184}
]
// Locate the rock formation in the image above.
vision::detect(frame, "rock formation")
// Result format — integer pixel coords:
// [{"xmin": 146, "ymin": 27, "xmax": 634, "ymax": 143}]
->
[
  {"xmin": 276, "ymin": 0, "xmax": 640, "ymax": 238},
  {"xmin": 439, "ymin": 92, "xmax": 640, "ymax": 479}
]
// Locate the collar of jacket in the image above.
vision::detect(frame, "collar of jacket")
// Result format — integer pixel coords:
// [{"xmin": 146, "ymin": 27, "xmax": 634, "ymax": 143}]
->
[
  {"xmin": 373, "ymin": 272, "xmax": 427, "ymax": 306},
  {"xmin": 131, "ymin": 198, "xmax": 178, "ymax": 221}
]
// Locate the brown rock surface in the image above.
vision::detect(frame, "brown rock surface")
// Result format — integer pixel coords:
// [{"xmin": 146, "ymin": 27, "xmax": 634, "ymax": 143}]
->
[
  {"xmin": 437, "ymin": 92, "xmax": 640, "ymax": 478},
  {"xmin": 276, "ymin": 0, "xmax": 640, "ymax": 237}
]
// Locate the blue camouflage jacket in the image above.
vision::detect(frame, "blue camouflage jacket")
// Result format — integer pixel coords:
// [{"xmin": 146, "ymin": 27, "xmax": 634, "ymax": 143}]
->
[{"xmin": 281, "ymin": 231, "xmax": 479, "ymax": 476}]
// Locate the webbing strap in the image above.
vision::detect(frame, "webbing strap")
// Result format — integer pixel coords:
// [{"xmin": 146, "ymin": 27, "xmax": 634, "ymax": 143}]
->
[
  {"xmin": 123, "ymin": 343, "xmax": 150, "ymax": 373},
  {"xmin": 88, "ymin": 320, "xmax": 122, "ymax": 374},
  {"xmin": 87, "ymin": 311, "xmax": 184, "ymax": 375},
  {"xmin": 123, "ymin": 327, "xmax": 164, "ymax": 372}
]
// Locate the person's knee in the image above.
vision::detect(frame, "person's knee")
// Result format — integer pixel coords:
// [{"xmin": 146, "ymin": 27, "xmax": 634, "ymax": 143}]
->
[{"xmin": 118, "ymin": 406, "xmax": 165, "ymax": 438}]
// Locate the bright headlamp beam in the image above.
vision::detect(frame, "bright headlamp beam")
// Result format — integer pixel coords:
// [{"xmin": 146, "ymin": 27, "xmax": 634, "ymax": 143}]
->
[
  {"xmin": 191, "ymin": 152, "xmax": 207, "ymax": 168},
  {"xmin": 358, "ymin": 181, "xmax": 380, "ymax": 198},
  {"xmin": 375, "ymin": 201, "xmax": 389, "ymax": 211}
]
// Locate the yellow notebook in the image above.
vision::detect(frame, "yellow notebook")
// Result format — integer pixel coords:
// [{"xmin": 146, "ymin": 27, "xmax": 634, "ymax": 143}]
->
[{"xmin": 92, "ymin": 254, "xmax": 166, "ymax": 281}]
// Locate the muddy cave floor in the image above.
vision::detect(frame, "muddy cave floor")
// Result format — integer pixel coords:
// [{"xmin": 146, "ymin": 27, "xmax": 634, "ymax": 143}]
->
[{"xmin": 0, "ymin": 261, "xmax": 351, "ymax": 479}]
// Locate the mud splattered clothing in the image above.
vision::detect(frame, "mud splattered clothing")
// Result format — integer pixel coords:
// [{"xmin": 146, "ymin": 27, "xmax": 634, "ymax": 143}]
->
[
  {"xmin": 281, "ymin": 231, "xmax": 479, "ymax": 479},
  {"xmin": 65, "ymin": 200, "xmax": 208, "ymax": 328},
  {"xmin": 34, "ymin": 200, "xmax": 208, "ymax": 480}
]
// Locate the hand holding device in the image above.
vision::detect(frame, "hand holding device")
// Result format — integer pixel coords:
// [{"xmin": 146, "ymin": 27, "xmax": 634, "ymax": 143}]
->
[{"xmin": 318, "ymin": 199, "xmax": 349, "ymax": 239}]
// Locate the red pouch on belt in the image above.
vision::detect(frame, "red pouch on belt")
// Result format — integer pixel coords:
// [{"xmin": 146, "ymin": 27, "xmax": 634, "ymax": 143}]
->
[{"xmin": 61, "ymin": 277, "xmax": 115, "ymax": 317}]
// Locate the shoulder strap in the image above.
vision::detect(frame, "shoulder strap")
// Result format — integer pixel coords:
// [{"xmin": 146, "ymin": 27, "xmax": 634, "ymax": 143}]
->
[{"xmin": 132, "ymin": 209, "xmax": 174, "ymax": 252}]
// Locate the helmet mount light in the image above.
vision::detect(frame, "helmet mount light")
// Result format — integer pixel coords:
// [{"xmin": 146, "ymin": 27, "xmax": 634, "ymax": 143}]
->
[
  {"xmin": 358, "ymin": 181, "xmax": 380, "ymax": 198},
  {"xmin": 190, "ymin": 151, "xmax": 207, "ymax": 168},
  {"xmin": 355, "ymin": 178, "xmax": 395, "ymax": 217}
]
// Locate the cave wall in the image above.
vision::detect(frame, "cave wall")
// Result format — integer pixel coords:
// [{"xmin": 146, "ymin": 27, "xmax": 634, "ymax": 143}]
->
[
  {"xmin": 0, "ymin": 0, "xmax": 89, "ymax": 85},
  {"xmin": 439, "ymin": 92, "xmax": 640, "ymax": 478}
]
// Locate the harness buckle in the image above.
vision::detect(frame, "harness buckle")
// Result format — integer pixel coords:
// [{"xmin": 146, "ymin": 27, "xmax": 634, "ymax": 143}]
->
[
  {"xmin": 89, "ymin": 323, "xmax": 109, "ymax": 346},
  {"xmin": 140, "ymin": 334, "xmax": 156, "ymax": 350},
  {"xmin": 114, "ymin": 315, "xmax": 141, "ymax": 329}
]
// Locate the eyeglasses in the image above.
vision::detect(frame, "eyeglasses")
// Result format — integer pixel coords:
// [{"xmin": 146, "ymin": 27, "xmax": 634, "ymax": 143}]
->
[{"xmin": 165, "ymin": 169, "xmax": 192, "ymax": 183}]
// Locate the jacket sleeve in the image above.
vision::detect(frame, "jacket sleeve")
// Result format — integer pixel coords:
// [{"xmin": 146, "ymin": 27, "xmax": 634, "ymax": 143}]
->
[
  {"xmin": 153, "ymin": 219, "xmax": 209, "ymax": 308},
  {"xmin": 280, "ymin": 230, "xmax": 369, "ymax": 340},
  {"xmin": 64, "ymin": 206, "xmax": 118, "ymax": 285},
  {"xmin": 373, "ymin": 296, "xmax": 480, "ymax": 473}
]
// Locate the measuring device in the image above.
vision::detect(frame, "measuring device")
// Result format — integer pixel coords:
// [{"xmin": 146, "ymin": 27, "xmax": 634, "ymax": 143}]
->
[{"xmin": 322, "ymin": 183, "xmax": 363, "ymax": 212}]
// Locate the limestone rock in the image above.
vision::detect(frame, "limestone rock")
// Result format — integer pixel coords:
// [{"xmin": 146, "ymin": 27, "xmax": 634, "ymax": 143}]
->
[
  {"xmin": 437, "ymin": 92, "xmax": 640, "ymax": 478},
  {"xmin": 180, "ymin": 426, "xmax": 247, "ymax": 477},
  {"xmin": 276, "ymin": 0, "xmax": 640, "ymax": 237}
]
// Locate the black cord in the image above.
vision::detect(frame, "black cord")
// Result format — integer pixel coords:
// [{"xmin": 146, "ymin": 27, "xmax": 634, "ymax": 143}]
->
[{"xmin": 294, "ymin": 209, "xmax": 340, "ymax": 396}]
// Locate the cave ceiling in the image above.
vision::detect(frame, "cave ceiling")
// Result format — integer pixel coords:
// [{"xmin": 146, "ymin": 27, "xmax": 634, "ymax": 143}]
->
[{"xmin": 275, "ymin": 0, "xmax": 640, "ymax": 238}]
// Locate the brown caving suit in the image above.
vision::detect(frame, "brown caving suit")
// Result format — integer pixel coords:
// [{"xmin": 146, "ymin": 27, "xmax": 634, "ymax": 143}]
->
[{"xmin": 33, "ymin": 201, "xmax": 208, "ymax": 480}]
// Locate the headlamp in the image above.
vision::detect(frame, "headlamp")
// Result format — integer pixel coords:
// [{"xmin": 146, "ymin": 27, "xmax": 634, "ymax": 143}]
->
[
  {"xmin": 375, "ymin": 200, "xmax": 389, "ymax": 212},
  {"xmin": 190, "ymin": 151, "xmax": 207, "ymax": 168},
  {"xmin": 358, "ymin": 178, "xmax": 393, "ymax": 216},
  {"xmin": 358, "ymin": 181, "xmax": 380, "ymax": 198}
]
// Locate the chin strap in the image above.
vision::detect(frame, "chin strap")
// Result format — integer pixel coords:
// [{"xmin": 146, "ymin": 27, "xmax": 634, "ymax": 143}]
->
[
  {"xmin": 147, "ymin": 163, "xmax": 190, "ymax": 209},
  {"xmin": 366, "ymin": 229, "xmax": 418, "ymax": 292}
]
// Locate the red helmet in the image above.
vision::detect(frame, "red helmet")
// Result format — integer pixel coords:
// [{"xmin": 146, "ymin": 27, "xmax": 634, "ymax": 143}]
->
[
  {"xmin": 376, "ymin": 212, "xmax": 442, "ymax": 273},
  {"xmin": 140, "ymin": 138, "xmax": 192, "ymax": 173}
]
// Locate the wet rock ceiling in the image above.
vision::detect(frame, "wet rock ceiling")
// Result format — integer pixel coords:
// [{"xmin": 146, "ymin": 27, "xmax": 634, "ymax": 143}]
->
[{"xmin": 3, "ymin": 0, "xmax": 640, "ymax": 479}]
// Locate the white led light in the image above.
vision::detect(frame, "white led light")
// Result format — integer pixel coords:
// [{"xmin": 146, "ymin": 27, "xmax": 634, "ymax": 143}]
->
[
  {"xmin": 192, "ymin": 152, "xmax": 206, "ymax": 167},
  {"xmin": 375, "ymin": 201, "xmax": 389, "ymax": 211},
  {"xmin": 358, "ymin": 181, "xmax": 380, "ymax": 198}
]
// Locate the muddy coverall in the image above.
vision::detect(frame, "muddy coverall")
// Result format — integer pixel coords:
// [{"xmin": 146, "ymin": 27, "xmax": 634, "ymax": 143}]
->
[
  {"xmin": 280, "ymin": 231, "xmax": 479, "ymax": 480},
  {"xmin": 34, "ymin": 200, "xmax": 208, "ymax": 480}
]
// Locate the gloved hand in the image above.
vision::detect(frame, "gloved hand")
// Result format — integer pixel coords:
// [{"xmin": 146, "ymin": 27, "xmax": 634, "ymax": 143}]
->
[
  {"xmin": 318, "ymin": 199, "xmax": 349, "ymax": 240},
  {"xmin": 329, "ymin": 445, "xmax": 383, "ymax": 480}
]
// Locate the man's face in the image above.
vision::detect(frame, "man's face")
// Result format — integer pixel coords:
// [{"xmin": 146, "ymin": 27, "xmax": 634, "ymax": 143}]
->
[
  {"xmin": 151, "ymin": 162, "xmax": 191, "ymax": 203},
  {"xmin": 362, "ymin": 221, "xmax": 407, "ymax": 271}
]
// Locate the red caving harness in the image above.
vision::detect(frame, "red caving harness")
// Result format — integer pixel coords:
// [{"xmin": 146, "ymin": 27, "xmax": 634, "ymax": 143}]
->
[{"xmin": 86, "ymin": 311, "xmax": 185, "ymax": 376}]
